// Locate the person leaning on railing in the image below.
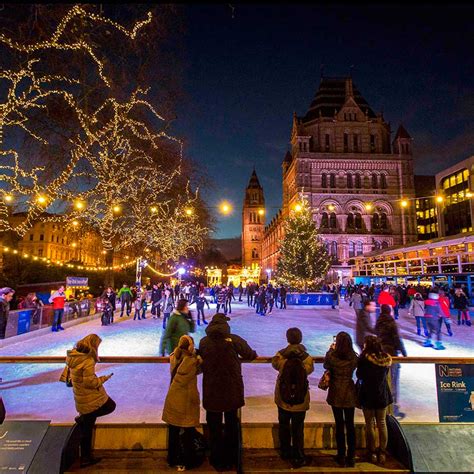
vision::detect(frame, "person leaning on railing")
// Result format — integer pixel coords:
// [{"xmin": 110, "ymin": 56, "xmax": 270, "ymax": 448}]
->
[{"xmin": 0, "ymin": 287, "xmax": 15, "ymax": 339}]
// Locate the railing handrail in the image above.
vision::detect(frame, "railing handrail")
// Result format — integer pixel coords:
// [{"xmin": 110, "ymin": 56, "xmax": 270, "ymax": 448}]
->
[{"xmin": 1, "ymin": 356, "xmax": 473, "ymax": 364}]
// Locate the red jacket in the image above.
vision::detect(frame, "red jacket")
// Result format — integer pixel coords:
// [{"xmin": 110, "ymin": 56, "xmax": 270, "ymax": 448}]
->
[
  {"xmin": 439, "ymin": 296, "xmax": 451, "ymax": 318},
  {"xmin": 378, "ymin": 291, "xmax": 396, "ymax": 307},
  {"xmin": 49, "ymin": 291, "xmax": 66, "ymax": 310}
]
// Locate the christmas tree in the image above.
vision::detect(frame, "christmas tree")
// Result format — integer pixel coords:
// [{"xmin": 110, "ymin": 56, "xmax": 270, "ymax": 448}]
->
[{"xmin": 276, "ymin": 200, "xmax": 331, "ymax": 291}]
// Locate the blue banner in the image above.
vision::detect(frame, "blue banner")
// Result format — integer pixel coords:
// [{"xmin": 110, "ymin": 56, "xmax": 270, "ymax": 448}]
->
[
  {"xmin": 286, "ymin": 293, "xmax": 334, "ymax": 306},
  {"xmin": 435, "ymin": 364, "xmax": 474, "ymax": 422},
  {"xmin": 66, "ymin": 276, "xmax": 88, "ymax": 287}
]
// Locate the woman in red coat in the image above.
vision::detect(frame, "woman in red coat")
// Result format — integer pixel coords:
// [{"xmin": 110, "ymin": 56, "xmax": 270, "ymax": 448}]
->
[{"xmin": 438, "ymin": 289, "xmax": 453, "ymax": 336}]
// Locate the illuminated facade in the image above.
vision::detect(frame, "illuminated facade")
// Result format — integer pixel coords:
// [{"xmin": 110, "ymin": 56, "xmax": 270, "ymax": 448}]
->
[{"xmin": 414, "ymin": 175, "xmax": 438, "ymax": 240}]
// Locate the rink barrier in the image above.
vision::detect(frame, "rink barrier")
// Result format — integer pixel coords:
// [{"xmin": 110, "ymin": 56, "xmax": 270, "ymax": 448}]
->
[{"xmin": 1, "ymin": 356, "xmax": 474, "ymax": 364}]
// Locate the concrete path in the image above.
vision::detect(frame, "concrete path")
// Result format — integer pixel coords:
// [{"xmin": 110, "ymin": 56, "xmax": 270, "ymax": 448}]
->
[{"xmin": 1, "ymin": 300, "xmax": 473, "ymax": 424}]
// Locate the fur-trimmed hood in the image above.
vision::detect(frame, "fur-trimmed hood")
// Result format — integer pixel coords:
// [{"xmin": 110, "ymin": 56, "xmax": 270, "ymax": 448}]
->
[{"xmin": 366, "ymin": 352, "xmax": 392, "ymax": 367}]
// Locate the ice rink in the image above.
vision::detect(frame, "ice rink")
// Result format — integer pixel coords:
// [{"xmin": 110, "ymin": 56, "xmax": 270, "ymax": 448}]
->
[{"xmin": 1, "ymin": 299, "xmax": 473, "ymax": 424}]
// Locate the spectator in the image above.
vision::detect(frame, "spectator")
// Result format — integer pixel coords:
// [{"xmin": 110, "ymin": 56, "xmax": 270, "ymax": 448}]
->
[
  {"xmin": 198, "ymin": 313, "xmax": 257, "ymax": 471},
  {"xmin": 375, "ymin": 304, "xmax": 407, "ymax": 419},
  {"xmin": 324, "ymin": 331, "xmax": 358, "ymax": 468},
  {"xmin": 19, "ymin": 292, "xmax": 43, "ymax": 325},
  {"xmin": 160, "ymin": 299, "xmax": 195, "ymax": 356},
  {"xmin": 0, "ymin": 287, "xmax": 15, "ymax": 339},
  {"xmin": 49, "ymin": 285, "xmax": 66, "ymax": 332},
  {"xmin": 356, "ymin": 335, "xmax": 393, "ymax": 466},
  {"xmin": 355, "ymin": 299, "xmax": 376, "ymax": 352},
  {"xmin": 272, "ymin": 327, "xmax": 314, "ymax": 468},
  {"xmin": 66, "ymin": 334, "xmax": 115, "ymax": 468},
  {"xmin": 162, "ymin": 335, "xmax": 202, "ymax": 471}
]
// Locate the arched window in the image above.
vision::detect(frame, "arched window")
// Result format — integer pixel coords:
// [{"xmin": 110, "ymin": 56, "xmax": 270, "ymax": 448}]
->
[
  {"xmin": 252, "ymin": 248, "xmax": 259, "ymax": 259},
  {"xmin": 347, "ymin": 173, "xmax": 353, "ymax": 188},
  {"xmin": 330, "ymin": 173, "xmax": 336, "ymax": 188},
  {"xmin": 329, "ymin": 212, "xmax": 337, "ymax": 229},
  {"xmin": 321, "ymin": 173, "xmax": 327, "ymax": 188},
  {"xmin": 381, "ymin": 213, "xmax": 388, "ymax": 230},
  {"xmin": 380, "ymin": 174, "xmax": 387, "ymax": 189},
  {"xmin": 382, "ymin": 241, "xmax": 389, "ymax": 249},
  {"xmin": 356, "ymin": 241, "xmax": 363, "ymax": 255},
  {"xmin": 321, "ymin": 212, "xmax": 329, "ymax": 228},
  {"xmin": 355, "ymin": 212, "xmax": 363, "ymax": 230},
  {"xmin": 355, "ymin": 173, "xmax": 361, "ymax": 189},
  {"xmin": 349, "ymin": 241, "xmax": 355, "ymax": 258},
  {"xmin": 331, "ymin": 241, "xmax": 338, "ymax": 257},
  {"xmin": 347, "ymin": 213, "xmax": 354, "ymax": 229},
  {"xmin": 372, "ymin": 213, "xmax": 380, "ymax": 229},
  {"xmin": 372, "ymin": 173, "xmax": 378, "ymax": 189}
]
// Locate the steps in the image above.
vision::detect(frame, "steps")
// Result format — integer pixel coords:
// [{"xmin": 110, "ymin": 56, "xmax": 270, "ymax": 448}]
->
[{"xmin": 66, "ymin": 449, "xmax": 409, "ymax": 473}]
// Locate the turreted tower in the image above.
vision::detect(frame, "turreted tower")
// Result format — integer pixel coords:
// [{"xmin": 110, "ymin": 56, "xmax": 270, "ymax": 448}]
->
[{"xmin": 242, "ymin": 169, "xmax": 265, "ymax": 269}]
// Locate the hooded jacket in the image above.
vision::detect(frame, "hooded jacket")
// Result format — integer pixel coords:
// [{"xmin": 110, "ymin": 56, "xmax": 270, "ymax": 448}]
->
[
  {"xmin": 162, "ymin": 349, "xmax": 202, "ymax": 427},
  {"xmin": 356, "ymin": 352, "xmax": 393, "ymax": 409},
  {"xmin": 377, "ymin": 290, "xmax": 395, "ymax": 308},
  {"xmin": 198, "ymin": 316, "xmax": 257, "ymax": 412},
  {"xmin": 424, "ymin": 294, "xmax": 441, "ymax": 319},
  {"xmin": 66, "ymin": 349, "xmax": 109, "ymax": 415},
  {"xmin": 272, "ymin": 343, "xmax": 314, "ymax": 412},
  {"xmin": 159, "ymin": 310, "xmax": 193, "ymax": 356},
  {"xmin": 323, "ymin": 347, "xmax": 358, "ymax": 408},
  {"xmin": 375, "ymin": 313, "xmax": 407, "ymax": 357}
]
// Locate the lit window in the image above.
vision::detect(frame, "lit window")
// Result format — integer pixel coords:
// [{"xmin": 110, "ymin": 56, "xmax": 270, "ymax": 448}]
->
[
  {"xmin": 463, "ymin": 169, "xmax": 469, "ymax": 181},
  {"xmin": 430, "ymin": 208, "xmax": 435, "ymax": 217},
  {"xmin": 456, "ymin": 172, "xmax": 463, "ymax": 184},
  {"xmin": 450, "ymin": 176, "xmax": 456, "ymax": 187}
]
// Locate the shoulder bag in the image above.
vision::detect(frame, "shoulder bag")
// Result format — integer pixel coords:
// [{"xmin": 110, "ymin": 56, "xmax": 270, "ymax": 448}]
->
[{"xmin": 318, "ymin": 369, "xmax": 331, "ymax": 391}]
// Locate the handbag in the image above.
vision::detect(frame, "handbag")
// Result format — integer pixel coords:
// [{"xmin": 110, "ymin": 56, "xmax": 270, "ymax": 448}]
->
[
  {"xmin": 59, "ymin": 365, "xmax": 73, "ymax": 387},
  {"xmin": 318, "ymin": 369, "xmax": 331, "ymax": 391}
]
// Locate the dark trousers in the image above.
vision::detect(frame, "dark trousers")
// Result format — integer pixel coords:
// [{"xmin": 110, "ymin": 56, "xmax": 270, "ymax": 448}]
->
[
  {"xmin": 197, "ymin": 307, "xmax": 207, "ymax": 323},
  {"xmin": 280, "ymin": 297, "xmax": 287, "ymax": 309},
  {"xmin": 247, "ymin": 294, "xmax": 254, "ymax": 307},
  {"xmin": 167, "ymin": 424, "xmax": 194, "ymax": 466},
  {"xmin": 216, "ymin": 303, "xmax": 227, "ymax": 314},
  {"xmin": 225, "ymin": 299, "xmax": 232, "ymax": 314},
  {"xmin": 331, "ymin": 407, "xmax": 355, "ymax": 459},
  {"xmin": 53, "ymin": 308, "xmax": 64, "ymax": 328},
  {"xmin": 120, "ymin": 299, "xmax": 131, "ymax": 316},
  {"xmin": 162, "ymin": 312, "xmax": 170, "ymax": 329},
  {"xmin": 78, "ymin": 397, "xmax": 116, "ymax": 460},
  {"xmin": 416, "ymin": 316, "xmax": 428, "ymax": 334},
  {"xmin": 206, "ymin": 409, "xmax": 239, "ymax": 467},
  {"xmin": 151, "ymin": 302, "xmax": 161, "ymax": 317},
  {"xmin": 426, "ymin": 317, "xmax": 441, "ymax": 341},
  {"xmin": 278, "ymin": 407, "xmax": 306, "ymax": 460},
  {"xmin": 0, "ymin": 316, "xmax": 7, "ymax": 339}
]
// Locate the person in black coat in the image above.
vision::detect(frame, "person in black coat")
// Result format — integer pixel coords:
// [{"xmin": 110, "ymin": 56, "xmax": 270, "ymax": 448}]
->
[
  {"xmin": 150, "ymin": 284, "xmax": 162, "ymax": 319},
  {"xmin": 279, "ymin": 286, "xmax": 287, "ymax": 309},
  {"xmin": 198, "ymin": 313, "xmax": 257, "ymax": 471},
  {"xmin": 355, "ymin": 299, "xmax": 376, "ymax": 352},
  {"xmin": 356, "ymin": 335, "xmax": 393, "ymax": 465},
  {"xmin": 375, "ymin": 304, "xmax": 407, "ymax": 419}
]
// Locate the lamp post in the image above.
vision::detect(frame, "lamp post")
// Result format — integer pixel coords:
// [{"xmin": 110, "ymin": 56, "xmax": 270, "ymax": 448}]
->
[
  {"xmin": 136, "ymin": 257, "xmax": 148, "ymax": 289},
  {"xmin": 266, "ymin": 268, "xmax": 272, "ymax": 284},
  {"xmin": 177, "ymin": 266, "xmax": 186, "ymax": 287}
]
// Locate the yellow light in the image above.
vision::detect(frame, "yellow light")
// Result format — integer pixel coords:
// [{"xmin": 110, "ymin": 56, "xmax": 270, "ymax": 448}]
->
[
  {"xmin": 36, "ymin": 195, "xmax": 47, "ymax": 205},
  {"xmin": 467, "ymin": 192, "xmax": 473, "ymax": 198},
  {"xmin": 72, "ymin": 220, "xmax": 79, "ymax": 227},
  {"xmin": 185, "ymin": 208, "xmax": 193, "ymax": 216},
  {"xmin": 125, "ymin": 255, "xmax": 129, "ymax": 259},
  {"xmin": 13, "ymin": 249, "xmax": 18, "ymax": 254},
  {"xmin": 72, "ymin": 242, "xmax": 77, "ymax": 248},
  {"xmin": 3, "ymin": 247, "xmax": 9, "ymax": 252},
  {"xmin": 258, "ymin": 208, "xmax": 265, "ymax": 216},
  {"xmin": 33, "ymin": 256, "xmax": 38, "ymax": 260},
  {"xmin": 327, "ymin": 204, "xmax": 335, "ymax": 212},
  {"xmin": 102, "ymin": 250, "xmax": 107, "ymax": 254},
  {"xmin": 74, "ymin": 200, "xmax": 85, "ymax": 210},
  {"xmin": 220, "ymin": 201, "xmax": 232, "ymax": 215},
  {"xmin": 294, "ymin": 203, "xmax": 303, "ymax": 212},
  {"xmin": 4, "ymin": 194, "xmax": 13, "ymax": 203},
  {"xmin": 113, "ymin": 205, "xmax": 121, "ymax": 213},
  {"xmin": 150, "ymin": 206, "xmax": 158, "ymax": 213},
  {"xmin": 436, "ymin": 195, "xmax": 444, "ymax": 203},
  {"xmin": 400, "ymin": 199, "xmax": 408, "ymax": 208},
  {"xmin": 23, "ymin": 254, "xmax": 28, "ymax": 258},
  {"xmin": 365, "ymin": 203, "xmax": 373, "ymax": 211}
]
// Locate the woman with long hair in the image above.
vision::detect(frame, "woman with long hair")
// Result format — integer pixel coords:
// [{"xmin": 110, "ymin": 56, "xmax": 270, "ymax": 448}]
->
[
  {"xmin": 323, "ymin": 331, "xmax": 358, "ymax": 467},
  {"xmin": 356, "ymin": 335, "xmax": 392, "ymax": 465},
  {"xmin": 66, "ymin": 334, "xmax": 115, "ymax": 467}
]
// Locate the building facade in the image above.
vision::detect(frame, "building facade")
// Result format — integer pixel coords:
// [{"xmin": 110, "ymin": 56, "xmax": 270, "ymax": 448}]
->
[
  {"xmin": 259, "ymin": 77, "xmax": 417, "ymax": 275},
  {"xmin": 241, "ymin": 170, "xmax": 265, "ymax": 269},
  {"xmin": 435, "ymin": 156, "xmax": 474, "ymax": 237},
  {"xmin": 414, "ymin": 175, "xmax": 438, "ymax": 241}
]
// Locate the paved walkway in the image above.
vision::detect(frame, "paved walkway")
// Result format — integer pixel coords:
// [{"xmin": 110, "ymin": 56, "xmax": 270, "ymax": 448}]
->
[{"xmin": 1, "ymin": 299, "xmax": 473, "ymax": 424}]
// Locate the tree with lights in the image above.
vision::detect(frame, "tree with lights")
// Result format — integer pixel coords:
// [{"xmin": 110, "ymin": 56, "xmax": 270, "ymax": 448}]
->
[{"xmin": 276, "ymin": 199, "xmax": 331, "ymax": 291}]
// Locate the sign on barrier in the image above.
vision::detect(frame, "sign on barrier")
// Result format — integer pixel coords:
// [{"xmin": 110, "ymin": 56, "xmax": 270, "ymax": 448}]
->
[
  {"xmin": 286, "ymin": 293, "xmax": 334, "ymax": 306},
  {"xmin": 0, "ymin": 420, "xmax": 50, "ymax": 472},
  {"xmin": 435, "ymin": 363, "xmax": 474, "ymax": 422}
]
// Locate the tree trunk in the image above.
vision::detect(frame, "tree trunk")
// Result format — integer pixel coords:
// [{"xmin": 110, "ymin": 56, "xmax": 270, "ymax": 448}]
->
[{"xmin": 104, "ymin": 248, "xmax": 114, "ymax": 288}]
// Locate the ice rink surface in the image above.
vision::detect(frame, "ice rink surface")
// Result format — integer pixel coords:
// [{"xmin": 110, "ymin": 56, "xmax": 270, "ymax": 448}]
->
[{"xmin": 1, "ymin": 299, "xmax": 473, "ymax": 424}]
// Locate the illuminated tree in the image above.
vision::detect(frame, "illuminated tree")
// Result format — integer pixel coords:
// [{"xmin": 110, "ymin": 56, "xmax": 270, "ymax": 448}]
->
[{"xmin": 276, "ymin": 199, "xmax": 330, "ymax": 291}]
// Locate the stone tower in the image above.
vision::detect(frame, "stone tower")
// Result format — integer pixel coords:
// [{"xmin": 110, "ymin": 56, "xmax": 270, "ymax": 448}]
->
[{"xmin": 242, "ymin": 169, "xmax": 265, "ymax": 269}]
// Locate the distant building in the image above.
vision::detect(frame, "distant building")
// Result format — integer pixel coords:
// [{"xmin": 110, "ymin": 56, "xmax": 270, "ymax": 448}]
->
[
  {"xmin": 435, "ymin": 156, "xmax": 474, "ymax": 236},
  {"xmin": 255, "ymin": 76, "xmax": 417, "ymax": 281},
  {"xmin": 241, "ymin": 169, "xmax": 265, "ymax": 270},
  {"xmin": 414, "ymin": 175, "xmax": 438, "ymax": 240}
]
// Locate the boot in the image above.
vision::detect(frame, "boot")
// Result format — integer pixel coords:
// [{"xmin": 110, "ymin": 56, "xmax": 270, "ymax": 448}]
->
[
  {"xmin": 416, "ymin": 328, "xmax": 421, "ymax": 336},
  {"xmin": 447, "ymin": 326, "xmax": 453, "ymax": 336},
  {"xmin": 203, "ymin": 319, "xmax": 208, "ymax": 324},
  {"xmin": 423, "ymin": 339, "xmax": 433, "ymax": 347},
  {"xmin": 435, "ymin": 341, "xmax": 446, "ymax": 350},
  {"xmin": 466, "ymin": 320, "xmax": 472, "ymax": 327},
  {"xmin": 462, "ymin": 319, "xmax": 465, "ymax": 325}
]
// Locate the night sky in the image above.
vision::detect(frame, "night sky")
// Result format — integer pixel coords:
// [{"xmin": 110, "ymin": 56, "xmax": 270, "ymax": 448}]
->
[{"xmin": 175, "ymin": 4, "xmax": 474, "ymax": 238}]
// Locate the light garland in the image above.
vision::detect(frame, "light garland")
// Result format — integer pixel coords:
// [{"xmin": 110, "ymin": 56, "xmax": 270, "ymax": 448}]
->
[{"xmin": 145, "ymin": 264, "xmax": 181, "ymax": 277}]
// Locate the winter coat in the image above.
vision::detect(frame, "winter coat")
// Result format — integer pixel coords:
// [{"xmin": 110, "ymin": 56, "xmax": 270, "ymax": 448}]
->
[
  {"xmin": 102, "ymin": 291, "xmax": 116, "ymax": 310},
  {"xmin": 377, "ymin": 291, "xmax": 396, "ymax": 308},
  {"xmin": 160, "ymin": 311, "xmax": 194, "ymax": 356},
  {"xmin": 196, "ymin": 296, "xmax": 209, "ymax": 309},
  {"xmin": 351, "ymin": 292, "xmax": 364, "ymax": 311},
  {"xmin": 323, "ymin": 348, "xmax": 358, "ymax": 408},
  {"xmin": 117, "ymin": 287, "xmax": 132, "ymax": 301},
  {"xmin": 439, "ymin": 296, "xmax": 451, "ymax": 318},
  {"xmin": 66, "ymin": 349, "xmax": 109, "ymax": 415},
  {"xmin": 151, "ymin": 288, "xmax": 162, "ymax": 303},
  {"xmin": 162, "ymin": 350, "xmax": 202, "ymax": 427},
  {"xmin": 375, "ymin": 314, "xmax": 407, "ymax": 357},
  {"xmin": 356, "ymin": 352, "xmax": 393, "ymax": 409},
  {"xmin": 424, "ymin": 298, "xmax": 441, "ymax": 319},
  {"xmin": 216, "ymin": 290, "xmax": 226, "ymax": 305},
  {"xmin": 272, "ymin": 344, "xmax": 314, "ymax": 412},
  {"xmin": 158, "ymin": 296, "xmax": 174, "ymax": 314},
  {"xmin": 453, "ymin": 294, "xmax": 469, "ymax": 310},
  {"xmin": 409, "ymin": 298, "xmax": 425, "ymax": 317},
  {"xmin": 355, "ymin": 309, "xmax": 375, "ymax": 350},
  {"xmin": 198, "ymin": 318, "xmax": 257, "ymax": 412},
  {"xmin": 49, "ymin": 291, "xmax": 66, "ymax": 309}
]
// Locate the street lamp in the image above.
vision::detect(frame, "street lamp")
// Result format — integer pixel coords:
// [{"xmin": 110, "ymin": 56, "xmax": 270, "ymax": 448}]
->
[
  {"xmin": 219, "ymin": 201, "xmax": 232, "ymax": 215},
  {"xmin": 266, "ymin": 268, "xmax": 272, "ymax": 283}
]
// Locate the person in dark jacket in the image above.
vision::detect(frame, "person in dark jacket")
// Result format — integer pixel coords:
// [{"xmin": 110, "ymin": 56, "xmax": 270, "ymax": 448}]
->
[
  {"xmin": 150, "ymin": 284, "xmax": 162, "ymax": 319},
  {"xmin": 356, "ymin": 335, "xmax": 393, "ymax": 466},
  {"xmin": 355, "ymin": 299, "xmax": 376, "ymax": 352},
  {"xmin": 375, "ymin": 304, "xmax": 407, "ymax": 419},
  {"xmin": 453, "ymin": 288, "xmax": 472, "ymax": 326},
  {"xmin": 198, "ymin": 313, "xmax": 257, "ymax": 471},
  {"xmin": 423, "ymin": 291, "xmax": 445, "ymax": 350},
  {"xmin": 0, "ymin": 287, "xmax": 14, "ymax": 339},
  {"xmin": 195, "ymin": 291, "xmax": 210, "ymax": 325},
  {"xmin": 323, "ymin": 331, "xmax": 358, "ymax": 468},
  {"xmin": 117, "ymin": 284, "xmax": 132, "ymax": 317},
  {"xmin": 279, "ymin": 286, "xmax": 287, "ymax": 309}
]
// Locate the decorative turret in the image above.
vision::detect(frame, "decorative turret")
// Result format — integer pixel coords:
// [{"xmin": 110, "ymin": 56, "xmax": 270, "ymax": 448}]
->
[{"xmin": 393, "ymin": 124, "xmax": 413, "ymax": 156}]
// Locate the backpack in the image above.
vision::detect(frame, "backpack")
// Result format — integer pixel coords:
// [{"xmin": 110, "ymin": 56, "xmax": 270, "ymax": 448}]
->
[{"xmin": 279, "ymin": 356, "xmax": 309, "ymax": 405}]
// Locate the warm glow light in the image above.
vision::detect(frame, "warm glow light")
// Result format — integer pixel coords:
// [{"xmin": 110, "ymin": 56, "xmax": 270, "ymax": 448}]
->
[
  {"xmin": 365, "ymin": 203, "xmax": 373, "ymax": 211},
  {"xmin": 74, "ymin": 200, "xmax": 85, "ymax": 210},
  {"xmin": 185, "ymin": 208, "xmax": 193, "ymax": 216},
  {"xmin": 4, "ymin": 194, "xmax": 13, "ymax": 203},
  {"xmin": 150, "ymin": 206, "xmax": 158, "ymax": 213},
  {"xmin": 467, "ymin": 192, "xmax": 473, "ymax": 198},
  {"xmin": 436, "ymin": 195, "xmax": 444, "ymax": 203},
  {"xmin": 258, "ymin": 208, "xmax": 265, "ymax": 216},
  {"xmin": 327, "ymin": 204, "xmax": 335, "ymax": 212},
  {"xmin": 72, "ymin": 242, "xmax": 77, "ymax": 247},
  {"xmin": 113, "ymin": 205, "xmax": 121, "ymax": 213},
  {"xmin": 294, "ymin": 203, "xmax": 303, "ymax": 212},
  {"xmin": 72, "ymin": 220, "xmax": 79, "ymax": 227},
  {"xmin": 400, "ymin": 199, "xmax": 408, "ymax": 208},
  {"xmin": 220, "ymin": 201, "xmax": 232, "ymax": 215},
  {"xmin": 101, "ymin": 250, "xmax": 107, "ymax": 255},
  {"xmin": 36, "ymin": 195, "xmax": 47, "ymax": 205}
]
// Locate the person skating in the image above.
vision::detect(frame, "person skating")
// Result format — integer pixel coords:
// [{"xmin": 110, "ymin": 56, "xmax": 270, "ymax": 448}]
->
[
  {"xmin": 49, "ymin": 285, "xmax": 66, "ymax": 331},
  {"xmin": 279, "ymin": 286, "xmax": 287, "ymax": 309},
  {"xmin": 238, "ymin": 283, "xmax": 243, "ymax": 302},
  {"xmin": 65, "ymin": 334, "xmax": 115, "ymax": 467},
  {"xmin": 160, "ymin": 299, "xmax": 195, "ymax": 357},
  {"xmin": 438, "ymin": 289, "xmax": 453, "ymax": 336},
  {"xmin": 355, "ymin": 299, "xmax": 376, "ymax": 352},
  {"xmin": 272, "ymin": 328, "xmax": 314, "ymax": 468},
  {"xmin": 195, "ymin": 292, "xmax": 210, "ymax": 325},
  {"xmin": 408, "ymin": 292, "xmax": 428, "ymax": 337},
  {"xmin": 117, "ymin": 284, "xmax": 132, "ymax": 317},
  {"xmin": 423, "ymin": 291, "xmax": 445, "ymax": 350},
  {"xmin": 198, "ymin": 313, "xmax": 257, "ymax": 471},
  {"xmin": 158, "ymin": 289, "xmax": 175, "ymax": 329},
  {"xmin": 324, "ymin": 332, "xmax": 358, "ymax": 468},
  {"xmin": 151, "ymin": 284, "xmax": 162, "ymax": 319},
  {"xmin": 0, "ymin": 287, "xmax": 15, "ymax": 339}
]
